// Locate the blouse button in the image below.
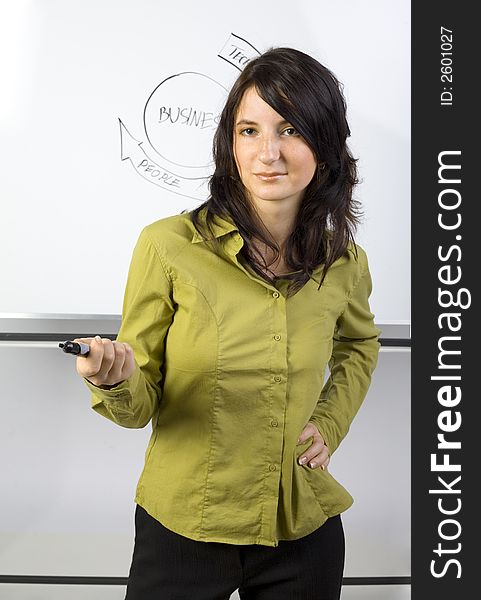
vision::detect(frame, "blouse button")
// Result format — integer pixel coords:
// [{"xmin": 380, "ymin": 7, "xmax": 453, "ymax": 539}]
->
[
  {"xmin": 274, "ymin": 334, "xmax": 281, "ymax": 341},
  {"xmin": 269, "ymin": 464, "xmax": 277, "ymax": 472},
  {"xmin": 272, "ymin": 291, "xmax": 280, "ymax": 298},
  {"xmin": 274, "ymin": 375, "xmax": 282, "ymax": 382},
  {"xmin": 270, "ymin": 419, "xmax": 278, "ymax": 427}
]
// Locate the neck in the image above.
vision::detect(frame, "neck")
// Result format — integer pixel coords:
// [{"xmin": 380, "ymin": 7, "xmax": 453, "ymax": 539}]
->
[
  {"xmin": 250, "ymin": 201, "xmax": 300, "ymax": 247},
  {"xmin": 247, "ymin": 202, "xmax": 301, "ymax": 275}
]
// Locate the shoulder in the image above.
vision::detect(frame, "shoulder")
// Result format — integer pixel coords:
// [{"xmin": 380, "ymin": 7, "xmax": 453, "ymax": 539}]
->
[
  {"xmin": 142, "ymin": 210, "xmax": 194, "ymax": 238},
  {"xmin": 346, "ymin": 240, "xmax": 370, "ymax": 273},
  {"xmin": 326, "ymin": 233, "xmax": 369, "ymax": 272},
  {"xmin": 138, "ymin": 211, "xmax": 195, "ymax": 258},
  {"xmin": 321, "ymin": 238, "xmax": 371, "ymax": 295},
  {"xmin": 324, "ymin": 229, "xmax": 368, "ymax": 271},
  {"xmin": 344, "ymin": 242, "xmax": 372, "ymax": 294}
]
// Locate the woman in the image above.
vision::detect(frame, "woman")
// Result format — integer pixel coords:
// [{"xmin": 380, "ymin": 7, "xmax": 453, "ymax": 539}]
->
[{"xmin": 76, "ymin": 47, "xmax": 381, "ymax": 600}]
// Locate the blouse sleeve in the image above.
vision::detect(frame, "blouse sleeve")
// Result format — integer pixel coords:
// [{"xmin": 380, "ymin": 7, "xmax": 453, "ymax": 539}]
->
[
  {"xmin": 83, "ymin": 227, "xmax": 175, "ymax": 429},
  {"xmin": 309, "ymin": 249, "xmax": 381, "ymax": 454}
]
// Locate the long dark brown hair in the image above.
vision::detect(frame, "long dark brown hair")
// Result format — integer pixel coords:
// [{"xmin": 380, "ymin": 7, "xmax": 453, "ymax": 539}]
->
[{"xmin": 191, "ymin": 47, "xmax": 362, "ymax": 296}]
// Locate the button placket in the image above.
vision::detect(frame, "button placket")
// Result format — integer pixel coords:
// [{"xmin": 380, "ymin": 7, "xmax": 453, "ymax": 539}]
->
[{"xmin": 261, "ymin": 286, "xmax": 289, "ymax": 544}]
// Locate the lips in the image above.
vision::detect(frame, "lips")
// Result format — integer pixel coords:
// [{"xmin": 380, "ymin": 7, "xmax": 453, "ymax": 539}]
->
[{"xmin": 254, "ymin": 172, "xmax": 287, "ymax": 181}]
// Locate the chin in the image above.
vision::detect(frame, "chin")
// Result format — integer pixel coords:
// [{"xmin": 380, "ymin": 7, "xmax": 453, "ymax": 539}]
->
[{"xmin": 250, "ymin": 188, "xmax": 293, "ymax": 201}]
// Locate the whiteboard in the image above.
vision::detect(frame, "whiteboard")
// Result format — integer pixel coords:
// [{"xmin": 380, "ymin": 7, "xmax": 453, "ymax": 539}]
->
[{"xmin": 0, "ymin": 0, "xmax": 410, "ymax": 323}]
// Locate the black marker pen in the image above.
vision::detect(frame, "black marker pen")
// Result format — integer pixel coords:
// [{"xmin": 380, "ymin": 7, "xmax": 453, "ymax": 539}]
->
[{"xmin": 59, "ymin": 340, "xmax": 90, "ymax": 356}]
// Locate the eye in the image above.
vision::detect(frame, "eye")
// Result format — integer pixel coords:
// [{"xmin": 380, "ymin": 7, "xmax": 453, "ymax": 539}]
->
[
  {"xmin": 282, "ymin": 127, "xmax": 299, "ymax": 136},
  {"xmin": 239, "ymin": 127, "xmax": 256, "ymax": 136}
]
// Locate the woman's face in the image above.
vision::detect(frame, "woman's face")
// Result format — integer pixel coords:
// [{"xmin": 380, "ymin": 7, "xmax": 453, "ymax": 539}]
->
[{"xmin": 233, "ymin": 86, "xmax": 317, "ymax": 214}]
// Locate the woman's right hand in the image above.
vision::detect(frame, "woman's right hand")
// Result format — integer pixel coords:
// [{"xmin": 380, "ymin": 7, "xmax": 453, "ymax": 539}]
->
[{"xmin": 74, "ymin": 335, "xmax": 135, "ymax": 388}]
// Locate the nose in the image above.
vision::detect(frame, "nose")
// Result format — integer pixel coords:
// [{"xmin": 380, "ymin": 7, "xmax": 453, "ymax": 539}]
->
[{"xmin": 258, "ymin": 134, "xmax": 281, "ymax": 164}]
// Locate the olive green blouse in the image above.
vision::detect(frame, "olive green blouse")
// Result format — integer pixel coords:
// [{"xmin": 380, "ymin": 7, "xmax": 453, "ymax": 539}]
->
[{"xmin": 83, "ymin": 207, "xmax": 381, "ymax": 547}]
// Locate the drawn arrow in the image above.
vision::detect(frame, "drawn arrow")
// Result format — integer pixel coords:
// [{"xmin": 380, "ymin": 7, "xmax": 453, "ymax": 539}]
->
[{"xmin": 119, "ymin": 119, "xmax": 209, "ymax": 201}]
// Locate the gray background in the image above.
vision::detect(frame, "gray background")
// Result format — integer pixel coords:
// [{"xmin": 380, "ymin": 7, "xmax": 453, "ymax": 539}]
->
[{"xmin": 0, "ymin": 335, "xmax": 410, "ymax": 598}]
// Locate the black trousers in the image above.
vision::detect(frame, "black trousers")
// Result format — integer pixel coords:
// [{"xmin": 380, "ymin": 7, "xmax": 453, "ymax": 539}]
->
[{"xmin": 125, "ymin": 504, "xmax": 345, "ymax": 600}]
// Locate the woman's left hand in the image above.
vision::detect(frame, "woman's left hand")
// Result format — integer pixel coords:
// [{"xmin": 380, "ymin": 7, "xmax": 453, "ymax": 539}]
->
[{"xmin": 297, "ymin": 422, "xmax": 330, "ymax": 471}]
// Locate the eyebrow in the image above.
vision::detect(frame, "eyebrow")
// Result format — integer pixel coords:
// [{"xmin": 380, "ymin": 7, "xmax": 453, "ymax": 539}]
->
[{"xmin": 235, "ymin": 119, "xmax": 291, "ymax": 126}]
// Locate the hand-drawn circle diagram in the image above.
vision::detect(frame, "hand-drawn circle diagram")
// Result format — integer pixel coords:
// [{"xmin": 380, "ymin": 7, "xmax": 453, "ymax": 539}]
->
[
  {"xmin": 119, "ymin": 33, "xmax": 260, "ymax": 202},
  {"xmin": 144, "ymin": 72, "xmax": 227, "ymax": 170}
]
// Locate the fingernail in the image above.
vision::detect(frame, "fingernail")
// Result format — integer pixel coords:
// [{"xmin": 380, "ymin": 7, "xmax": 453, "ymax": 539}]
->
[
  {"xmin": 321, "ymin": 464, "xmax": 326, "ymax": 471},
  {"xmin": 95, "ymin": 335, "xmax": 102, "ymax": 342},
  {"xmin": 298, "ymin": 456, "xmax": 307, "ymax": 465},
  {"xmin": 297, "ymin": 438, "xmax": 301, "ymax": 444},
  {"xmin": 309, "ymin": 462, "xmax": 317, "ymax": 469}
]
